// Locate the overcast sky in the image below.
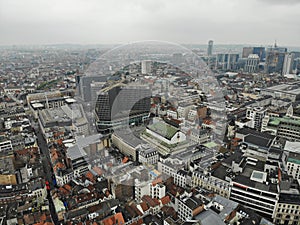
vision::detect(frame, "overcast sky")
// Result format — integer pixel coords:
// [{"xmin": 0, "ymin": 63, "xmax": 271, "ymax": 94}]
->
[{"xmin": 0, "ymin": 0, "xmax": 299, "ymax": 46}]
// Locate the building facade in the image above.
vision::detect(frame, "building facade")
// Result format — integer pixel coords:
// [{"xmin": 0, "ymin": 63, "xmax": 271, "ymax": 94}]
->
[
  {"xmin": 282, "ymin": 53, "xmax": 295, "ymax": 75},
  {"xmin": 95, "ymin": 83, "xmax": 151, "ymax": 133},
  {"xmin": 274, "ymin": 193, "xmax": 300, "ymax": 225},
  {"xmin": 244, "ymin": 54, "xmax": 260, "ymax": 73},
  {"xmin": 207, "ymin": 40, "xmax": 213, "ymax": 56},
  {"xmin": 216, "ymin": 53, "xmax": 239, "ymax": 71},
  {"xmin": 286, "ymin": 152, "xmax": 300, "ymax": 179},
  {"xmin": 264, "ymin": 46, "xmax": 287, "ymax": 74},
  {"xmin": 246, "ymin": 107, "xmax": 266, "ymax": 130}
]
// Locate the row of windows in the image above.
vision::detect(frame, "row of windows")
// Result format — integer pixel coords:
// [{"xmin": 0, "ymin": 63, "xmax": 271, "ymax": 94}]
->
[
  {"xmin": 178, "ymin": 203, "xmax": 192, "ymax": 220},
  {"xmin": 278, "ymin": 204, "xmax": 300, "ymax": 209},
  {"xmin": 274, "ymin": 219, "xmax": 299, "ymax": 225},
  {"xmin": 232, "ymin": 189, "xmax": 276, "ymax": 205},
  {"xmin": 287, "ymin": 164, "xmax": 300, "ymax": 169},
  {"xmin": 230, "ymin": 195, "xmax": 274, "ymax": 216},
  {"xmin": 193, "ymin": 178, "xmax": 230, "ymax": 190},
  {"xmin": 232, "ymin": 184, "xmax": 277, "ymax": 198},
  {"xmin": 277, "ymin": 209, "xmax": 299, "ymax": 214},
  {"xmin": 230, "ymin": 193, "xmax": 275, "ymax": 211}
]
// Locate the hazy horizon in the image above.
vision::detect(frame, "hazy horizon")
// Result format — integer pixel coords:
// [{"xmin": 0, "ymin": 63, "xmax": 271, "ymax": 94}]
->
[
  {"xmin": 1, "ymin": 0, "xmax": 300, "ymax": 47},
  {"xmin": 1, "ymin": 43, "xmax": 300, "ymax": 53}
]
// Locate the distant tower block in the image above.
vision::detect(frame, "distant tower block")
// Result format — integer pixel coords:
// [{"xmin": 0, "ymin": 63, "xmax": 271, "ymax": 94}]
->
[
  {"xmin": 172, "ymin": 53, "xmax": 183, "ymax": 65},
  {"xmin": 282, "ymin": 53, "xmax": 295, "ymax": 75},
  {"xmin": 207, "ymin": 40, "xmax": 213, "ymax": 56},
  {"xmin": 141, "ymin": 60, "xmax": 152, "ymax": 75}
]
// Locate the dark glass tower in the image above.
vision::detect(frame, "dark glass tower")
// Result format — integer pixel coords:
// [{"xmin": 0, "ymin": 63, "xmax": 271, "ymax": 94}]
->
[
  {"xmin": 94, "ymin": 83, "xmax": 151, "ymax": 133},
  {"xmin": 207, "ymin": 40, "xmax": 213, "ymax": 56}
]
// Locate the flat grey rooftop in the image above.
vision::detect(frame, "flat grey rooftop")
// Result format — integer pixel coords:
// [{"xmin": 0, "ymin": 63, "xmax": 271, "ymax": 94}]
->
[
  {"xmin": 113, "ymin": 128, "xmax": 145, "ymax": 148},
  {"xmin": 194, "ymin": 209, "xmax": 225, "ymax": 225},
  {"xmin": 66, "ymin": 134, "xmax": 103, "ymax": 160}
]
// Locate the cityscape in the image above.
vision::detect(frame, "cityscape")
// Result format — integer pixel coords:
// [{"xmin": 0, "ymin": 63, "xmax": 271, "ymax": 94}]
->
[
  {"xmin": 1, "ymin": 39, "xmax": 300, "ymax": 225},
  {"xmin": 1, "ymin": 0, "xmax": 300, "ymax": 225}
]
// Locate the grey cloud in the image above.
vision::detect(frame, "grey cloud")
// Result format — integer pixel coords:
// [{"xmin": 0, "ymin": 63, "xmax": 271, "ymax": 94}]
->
[
  {"xmin": 258, "ymin": 0, "xmax": 300, "ymax": 5},
  {"xmin": 0, "ymin": 0, "xmax": 299, "ymax": 46}
]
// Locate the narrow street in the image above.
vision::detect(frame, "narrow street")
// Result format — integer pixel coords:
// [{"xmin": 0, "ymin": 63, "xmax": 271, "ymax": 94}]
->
[{"xmin": 34, "ymin": 120, "xmax": 60, "ymax": 225}]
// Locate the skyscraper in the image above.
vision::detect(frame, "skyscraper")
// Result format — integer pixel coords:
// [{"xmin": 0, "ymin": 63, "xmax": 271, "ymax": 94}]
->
[
  {"xmin": 282, "ymin": 53, "xmax": 295, "ymax": 75},
  {"xmin": 94, "ymin": 82, "xmax": 151, "ymax": 133},
  {"xmin": 216, "ymin": 53, "xmax": 239, "ymax": 70},
  {"xmin": 242, "ymin": 47, "xmax": 265, "ymax": 61},
  {"xmin": 207, "ymin": 40, "xmax": 213, "ymax": 56},
  {"xmin": 141, "ymin": 60, "xmax": 152, "ymax": 74},
  {"xmin": 79, "ymin": 75, "xmax": 108, "ymax": 102},
  {"xmin": 252, "ymin": 47, "xmax": 266, "ymax": 61},
  {"xmin": 242, "ymin": 47, "xmax": 253, "ymax": 58},
  {"xmin": 244, "ymin": 54, "xmax": 260, "ymax": 73},
  {"xmin": 264, "ymin": 43, "xmax": 287, "ymax": 74},
  {"xmin": 172, "ymin": 53, "xmax": 183, "ymax": 65}
]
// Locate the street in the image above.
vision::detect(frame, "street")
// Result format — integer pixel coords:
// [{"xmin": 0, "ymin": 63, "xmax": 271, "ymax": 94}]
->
[{"xmin": 33, "ymin": 120, "xmax": 60, "ymax": 225}]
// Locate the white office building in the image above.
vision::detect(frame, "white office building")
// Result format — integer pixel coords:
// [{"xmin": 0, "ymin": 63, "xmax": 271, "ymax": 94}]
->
[{"xmin": 141, "ymin": 60, "xmax": 152, "ymax": 75}]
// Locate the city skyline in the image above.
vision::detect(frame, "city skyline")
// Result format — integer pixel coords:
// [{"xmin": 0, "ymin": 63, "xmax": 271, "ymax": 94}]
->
[
  {"xmin": 1, "ymin": 38, "xmax": 300, "ymax": 225},
  {"xmin": 1, "ymin": 1, "xmax": 300, "ymax": 224},
  {"xmin": 0, "ymin": 0, "xmax": 300, "ymax": 46}
]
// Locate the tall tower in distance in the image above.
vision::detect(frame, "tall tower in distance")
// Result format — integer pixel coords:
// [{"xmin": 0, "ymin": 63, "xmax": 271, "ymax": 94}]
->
[
  {"xmin": 141, "ymin": 60, "xmax": 152, "ymax": 75},
  {"xmin": 264, "ymin": 41, "xmax": 287, "ymax": 74},
  {"xmin": 207, "ymin": 40, "xmax": 213, "ymax": 56},
  {"xmin": 282, "ymin": 53, "xmax": 295, "ymax": 75}
]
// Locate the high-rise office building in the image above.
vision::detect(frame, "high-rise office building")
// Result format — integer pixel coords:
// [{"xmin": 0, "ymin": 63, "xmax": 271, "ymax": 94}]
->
[
  {"xmin": 216, "ymin": 53, "xmax": 239, "ymax": 70},
  {"xmin": 172, "ymin": 53, "xmax": 184, "ymax": 65},
  {"xmin": 242, "ymin": 47, "xmax": 265, "ymax": 61},
  {"xmin": 252, "ymin": 47, "xmax": 266, "ymax": 61},
  {"xmin": 90, "ymin": 81, "xmax": 106, "ymax": 103},
  {"xmin": 291, "ymin": 52, "xmax": 300, "ymax": 74},
  {"xmin": 95, "ymin": 83, "xmax": 151, "ymax": 133},
  {"xmin": 141, "ymin": 60, "xmax": 152, "ymax": 75},
  {"xmin": 79, "ymin": 75, "xmax": 108, "ymax": 102},
  {"xmin": 282, "ymin": 53, "xmax": 295, "ymax": 75},
  {"xmin": 264, "ymin": 44, "xmax": 287, "ymax": 74},
  {"xmin": 294, "ymin": 58, "xmax": 300, "ymax": 74},
  {"xmin": 244, "ymin": 54, "xmax": 260, "ymax": 73},
  {"xmin": 207, "ymin": 40, "xmax": 213, "ymax": 56},
  {"xmin": 242, "ymin": 47, "xmax": 253, "ymax": 58}
]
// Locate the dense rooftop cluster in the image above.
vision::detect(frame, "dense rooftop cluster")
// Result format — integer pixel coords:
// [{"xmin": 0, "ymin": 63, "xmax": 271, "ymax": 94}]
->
[{"xmin": 0, "ymin": 44, "xmax": 300, "ymax": 225}]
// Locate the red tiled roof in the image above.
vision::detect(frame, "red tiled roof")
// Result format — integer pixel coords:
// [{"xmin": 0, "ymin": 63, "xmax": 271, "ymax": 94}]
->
[
  {"xmin": 33, "ymin": 222, "xmax": 43, "ymax": 225},
  {"xmin": 101, "ymin": 212, "xmax": 125, "ymax": 225},
  {"xmin": 85, "ymin": 171, "xmax": 95, "ymax": 181},
  {"xmin": 59, "ymin": 187, "xmax": 69, "ymax": 195},
  {"xmin": 140, "ymin": 201, "xmax": 149, "ymax": 211},
  {"xmin": 142, "ymin": 195, "xmax": 160, "ymax": 207},
  {"xmin": 152, "ymin": 177, "xmax": 162, "ymax": 186},
  {"xmin": 160, "ymin": 195, "xmax": 171, "ymax": 205},
  {"xmin": 64, "ymin": 184, "xmax": 72, "ymax": 191},
  {"xmin": 122, "ymin": 156, "xmax": 129, "ymax": 163},
  {"xmin": 130, "ymin": 203, "xmax": 143, "ymax": 216},
  {"xmin": 55, "ymin": 162, "xmax": 65, "ymax": 169}
]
